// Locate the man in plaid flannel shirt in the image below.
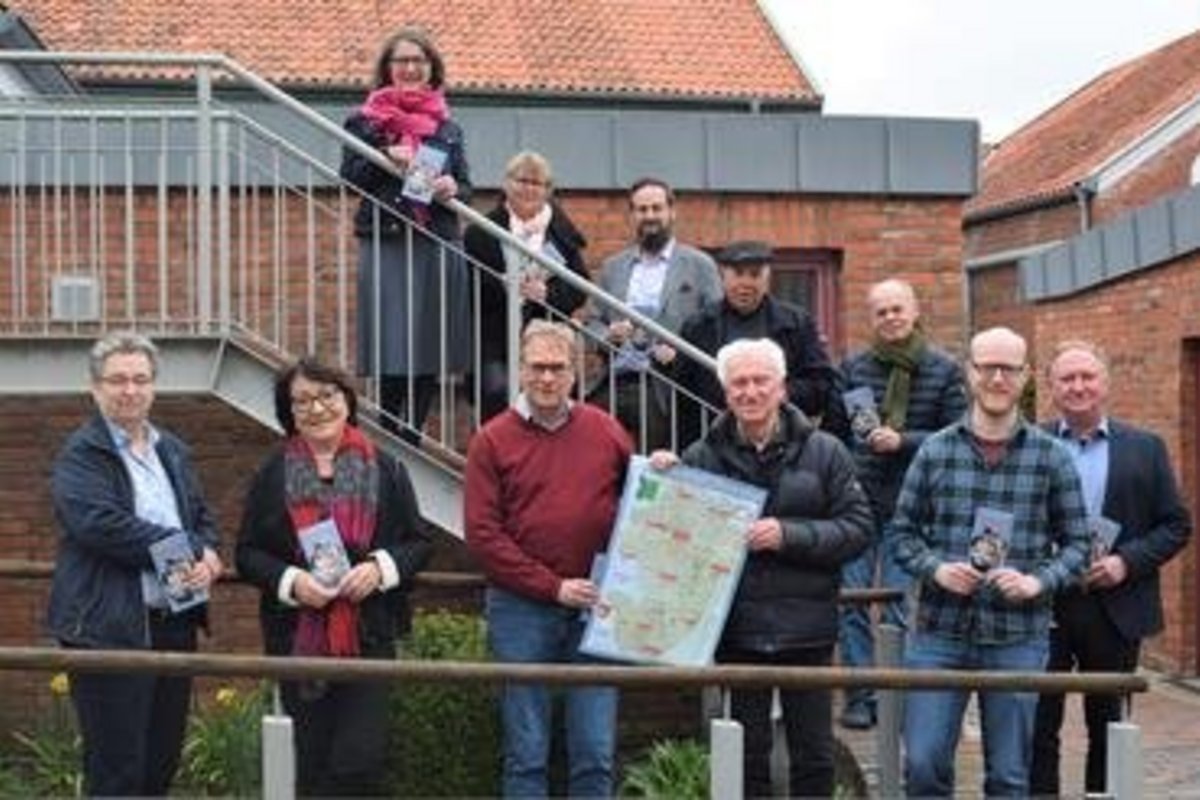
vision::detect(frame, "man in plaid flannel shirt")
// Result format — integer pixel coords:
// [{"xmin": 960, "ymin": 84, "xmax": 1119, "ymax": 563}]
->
[{"xmin": 891, "ymin": 326, "xmax": 1090, "ymax": 798}]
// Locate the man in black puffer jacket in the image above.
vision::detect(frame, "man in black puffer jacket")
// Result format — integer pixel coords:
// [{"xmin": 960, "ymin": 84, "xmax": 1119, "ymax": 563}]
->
[{"xmin": 679, "ymin": 337, "xmax": 872, "ymax": 798}]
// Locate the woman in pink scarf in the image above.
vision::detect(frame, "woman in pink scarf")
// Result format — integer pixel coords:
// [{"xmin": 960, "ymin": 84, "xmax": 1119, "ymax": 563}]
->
[{"xmin": 340, "ymin": 27, "xmax": 472, "ymax": 447}]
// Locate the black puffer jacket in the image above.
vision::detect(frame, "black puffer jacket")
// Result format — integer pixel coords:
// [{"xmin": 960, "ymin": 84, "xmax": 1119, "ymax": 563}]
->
[{"xmin": 682, "ymin": 405, "xmax": 873, "ymax": 652}]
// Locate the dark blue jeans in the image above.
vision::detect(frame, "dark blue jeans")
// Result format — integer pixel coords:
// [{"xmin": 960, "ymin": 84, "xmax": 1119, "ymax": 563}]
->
[
  {"xmin": 67, "ymin": 613, "xmax": 196, "ymax": 797},
  {"xmin": 838, "ymin": 532, "xmax": 910, "ymax": 710},
  {"xmin": 486, "ymin": 587, "xmax": 617, "ymax": 798},
  {"xmin": 903, "ymin": 631, "xmax": 1048, "ymax": 798}
]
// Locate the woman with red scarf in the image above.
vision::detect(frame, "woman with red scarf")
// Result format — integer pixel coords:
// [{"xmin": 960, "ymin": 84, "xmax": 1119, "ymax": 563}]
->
[
  {"xmin": 341, "ymin": 28, "xmax": 472, "ymax": 446},
  {"xmin": 236, "ymin": 357, "xmax": 431, "ymax": 796}
]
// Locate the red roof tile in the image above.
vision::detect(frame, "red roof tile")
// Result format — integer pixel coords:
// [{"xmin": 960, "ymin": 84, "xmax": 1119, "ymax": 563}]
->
[
  {"xmin": 8, "ymin": 0, "xmax": 820, "ymax": 102},
  {"xmin": 969, "ymin": 29, "xmax": 1200, "ymax": 218}
]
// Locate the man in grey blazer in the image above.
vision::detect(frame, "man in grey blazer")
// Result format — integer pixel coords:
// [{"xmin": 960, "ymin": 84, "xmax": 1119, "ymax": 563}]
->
[
  {"xmin": 1030, "ymin": 340, "xmax": 1192, "ymax": 797},
  {"xmin": 589, "ymin": 177, "xmax": 722, "ymax": 450}
]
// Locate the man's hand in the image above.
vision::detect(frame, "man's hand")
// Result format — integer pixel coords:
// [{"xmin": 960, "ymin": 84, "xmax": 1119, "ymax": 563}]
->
[
  {"xmin": 988, "ymin": 567, "xmax": 1043, "ymax": 601},
  {"xmin": 184, "ymin": 547, "xmax": 223, "ymax": 591},
  {"xmin": 1086, "ymin": 554, "xmax": 1129, "ymax": 590},
  {"xmin": 338, "ymin": 561, "xmax": 384, "ymax": 603},
  {"xmin": 293, "ymin": 572, "xmax": 339, "ymax": 610},
  {"xmin": 866, "ymin": 426, "xmax": 903, "ymax": 454},
  {"xmin": 647, "ymin": 450, "xmax": 679, "ymax": 470},
  {"xmin": 557, "ymin": 578, "xmax": 600, "ymax": 609},
  {"xmin": 746, "ymin": 518, "xmax": 784, "ymax": 552},
  {"xmin": 933, "ymin": 562, "xmax": 985, "ymax": 596},
  {"xmin": 607, "ymin": 319, "xmax": 634, "ymax": 344},
  {"xmin": 651, "ymin": 343, "xmax": 676, "ymax": 365}
]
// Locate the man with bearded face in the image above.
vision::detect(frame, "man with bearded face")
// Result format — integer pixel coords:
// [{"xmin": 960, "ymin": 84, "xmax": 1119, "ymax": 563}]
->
[{"xmin": 588, "ymin": 177, "xmax": 722, "ymax": 450}]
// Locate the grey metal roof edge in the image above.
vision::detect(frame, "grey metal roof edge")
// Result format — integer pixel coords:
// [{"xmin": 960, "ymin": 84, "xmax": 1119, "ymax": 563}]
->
[
  {"xmin": 1020, "ymin": 182, "xmax": 1200, "ymax": 302},
  {"xmin": 0, "ymin": 13, "xmax": 81, "ymax": 95}
]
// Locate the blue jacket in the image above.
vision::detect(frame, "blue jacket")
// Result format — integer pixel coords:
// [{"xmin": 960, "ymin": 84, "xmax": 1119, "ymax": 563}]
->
[{"xmin": 47, "ymin": 414, "xmax": 218, "ymax": 648}]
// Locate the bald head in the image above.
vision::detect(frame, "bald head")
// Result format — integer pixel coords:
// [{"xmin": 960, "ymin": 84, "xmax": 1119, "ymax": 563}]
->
[
  {"xmin": 868, "ymin": 279, "xmax": 920, "ymax": 343},
  {"xmin": 969, "ymin": 327, "xmax": 1027, "ymax": 364}
]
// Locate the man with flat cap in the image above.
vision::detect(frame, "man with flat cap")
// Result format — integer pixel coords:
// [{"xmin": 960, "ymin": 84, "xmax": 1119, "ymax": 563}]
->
[{"xmin": 675, "ymin": 239, "xmax": 844, "ymax": 446}]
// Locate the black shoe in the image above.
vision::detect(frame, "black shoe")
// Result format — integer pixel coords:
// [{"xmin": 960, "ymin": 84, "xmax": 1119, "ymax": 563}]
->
[{"xmin": 840, "ymin": 703, "xmax": 876, "ymax": 730}]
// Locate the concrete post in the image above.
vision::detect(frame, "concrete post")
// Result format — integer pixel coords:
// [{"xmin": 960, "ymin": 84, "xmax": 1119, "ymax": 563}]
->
[
  {"xmin": 1106, "ymin": 721, "xmax": 1143, "ymax": 800},
  {"xmin": 877, "ymin": 623, "xmax": 905, "ymax": 798},
  {"xmin": 710, "ymin": 688, "xmax": 743, "ymax": 800},
  {"xmin": 262, "ymin": 686, "xmax": 295, "ymax": 800}
]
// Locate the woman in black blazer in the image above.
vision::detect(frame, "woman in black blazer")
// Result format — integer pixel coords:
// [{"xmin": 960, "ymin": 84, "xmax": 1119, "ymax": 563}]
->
[
  {"xmin": 236, "ymin": 357, "xmax": 430, "ymax": 796},
  {"xmin": 464, "ymin": 151, "xmax": 590, "ymax": 422}
]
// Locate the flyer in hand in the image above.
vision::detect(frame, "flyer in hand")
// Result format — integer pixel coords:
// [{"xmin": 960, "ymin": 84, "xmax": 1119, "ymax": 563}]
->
[
  {"xmin": 148, "ymin": 531, "xmax": 207, "ymax": 613},
  {"xmin": 580, "ymin": 456, "xmax": 765, "ymax": 666}
]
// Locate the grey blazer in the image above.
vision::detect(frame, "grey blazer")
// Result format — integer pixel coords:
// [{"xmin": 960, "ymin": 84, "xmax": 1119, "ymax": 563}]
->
[{"xmin": 592, "ymin": 241, "xmax": 722, "ymax": 336}]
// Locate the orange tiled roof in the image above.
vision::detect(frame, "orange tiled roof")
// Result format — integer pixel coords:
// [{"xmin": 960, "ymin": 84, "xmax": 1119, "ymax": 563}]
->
[
  {"xmin": 969, "ymin": 29, "xmax": 1200, "ymax": 219},
  {"xmin": 9, "ymin": 0, "xmax": 820, "ymax": 102}
]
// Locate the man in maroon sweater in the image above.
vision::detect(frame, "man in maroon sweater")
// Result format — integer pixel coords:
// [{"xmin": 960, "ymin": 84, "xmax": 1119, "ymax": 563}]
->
[{"xmin": 465, "ymin": 319, "xmax": 632, "ymax": 798}]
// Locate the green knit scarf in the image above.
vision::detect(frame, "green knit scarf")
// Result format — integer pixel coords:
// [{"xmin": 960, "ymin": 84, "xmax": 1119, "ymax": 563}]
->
[{"xmin": 870, "ymin": 331, "xmax": 926, "ymax": 431}]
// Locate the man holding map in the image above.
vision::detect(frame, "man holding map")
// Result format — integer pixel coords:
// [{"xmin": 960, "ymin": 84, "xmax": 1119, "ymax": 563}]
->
[
  {"xmin": 465, "ymin": 320, "xmax": 632, "ymax": 798},
  {"xmin": 664, "ymin": 337, "xmax": 872, "ymax": 798}
]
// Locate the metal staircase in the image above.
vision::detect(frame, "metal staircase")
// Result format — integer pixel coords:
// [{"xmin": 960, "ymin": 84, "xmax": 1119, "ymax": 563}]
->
[{"xmin": 0, "ymin": 50, "xmax": 718, "ymax": 539}]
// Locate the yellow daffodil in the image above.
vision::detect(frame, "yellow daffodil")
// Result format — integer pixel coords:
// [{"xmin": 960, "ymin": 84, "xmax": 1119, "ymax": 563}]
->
[
  {"xmin": 49, "ymin": 672, "xmax": 70, "ymax": 695},
  {"xmin": 215, "ymin": 687, "xmax": 238, "ymax": 707}
]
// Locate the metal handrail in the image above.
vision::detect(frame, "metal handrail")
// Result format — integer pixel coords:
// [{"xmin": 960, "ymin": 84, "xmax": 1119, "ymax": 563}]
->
[
  {"xmin": 0, "ymin": 645, "xmax": 1149, "ymax": 694},
  {"xmin": 0, "ymin": 558, "xmax": 901, "ymax": 604},
  {"xmin": 0, "ymin": 49, "xmax": 718, "ymax": 374}
]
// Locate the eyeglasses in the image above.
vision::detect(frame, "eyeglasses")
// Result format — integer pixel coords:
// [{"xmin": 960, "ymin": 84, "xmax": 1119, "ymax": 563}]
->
[
  {"xmin": 291, "ymin": 387, "xmax": 344, "ymax": 413},
  {"xmin": 99, "ymin": 373, "xmax": 153, "ymax": 388},
  {"xmin": 522, "ymin": 362, "xmax": 571, "ymax": 377},
  {"xmin": 509, "ymin": 175, "xmax": 548, "ymax": 188},
  {"xmin": 971, "ymin": 361, "xmax": 1026, "ymax": 380},
  {"xmin": 389, "ymin": 56, "xmax": 429, "ymax": 67}
]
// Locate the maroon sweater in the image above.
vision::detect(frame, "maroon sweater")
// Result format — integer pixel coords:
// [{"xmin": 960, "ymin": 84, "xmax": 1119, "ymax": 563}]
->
[{"xmin": 464, "ymin": 403, "xmax": 632, "ymax": 603}]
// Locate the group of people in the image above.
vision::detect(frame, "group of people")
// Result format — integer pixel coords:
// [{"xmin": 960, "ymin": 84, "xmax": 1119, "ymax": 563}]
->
[
  {"xmin": 44, "ymin": 23, "xmax": 1192, "ymax": 800},
  {"xmin": 338, "ymin": 27, "xmax": 839, "ymax": 456},
  {"xmin": 49, "ymin": 332, "xmax": 431, "ymax": 796}
]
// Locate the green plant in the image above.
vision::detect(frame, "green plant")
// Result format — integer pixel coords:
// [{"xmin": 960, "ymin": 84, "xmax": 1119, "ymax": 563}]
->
[
  {"xmin": 7, "ymin": 673, "xmax": 82, "ymax": 798},
  {"xmin": 179, "ymin": 683, "xmax": 268, "ymax": 797},
  {"xmin": 388, "ymin": 610, "xmax": 501, "ymax": 797},
  {"xmin": 620, "ymin": 738, "xmax": 708, "ymax": 799}
]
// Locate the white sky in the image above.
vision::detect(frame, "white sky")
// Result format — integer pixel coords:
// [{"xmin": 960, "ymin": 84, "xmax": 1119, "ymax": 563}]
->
[{"xmin": 761, "ymin": 0, "xmax": 1200, "ymax": 141}]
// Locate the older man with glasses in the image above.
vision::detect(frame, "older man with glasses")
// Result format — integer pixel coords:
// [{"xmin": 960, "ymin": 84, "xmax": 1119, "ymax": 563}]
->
[
  {"xmin": 890, "ymin": 326, "xmax": 1091, "ymax": 797},
  {"xmin": 465, "ymin": 319, "xmax": 632, "ymax": 798},
  {"xmin": 47, "ymin": 331, "xmax": 223, "ymax": 797}
]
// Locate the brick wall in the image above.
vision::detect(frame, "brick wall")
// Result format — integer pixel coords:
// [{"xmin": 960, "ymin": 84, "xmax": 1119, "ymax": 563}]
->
[{"xmin": 1031, "ymin": 253, "xmax": 1200, "ymax": 674}]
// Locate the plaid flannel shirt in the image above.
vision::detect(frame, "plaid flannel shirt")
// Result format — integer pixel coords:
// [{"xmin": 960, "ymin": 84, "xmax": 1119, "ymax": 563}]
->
[{"xmin": 891, "ymin": 417, "xmax": 1089, "ymax": 644}]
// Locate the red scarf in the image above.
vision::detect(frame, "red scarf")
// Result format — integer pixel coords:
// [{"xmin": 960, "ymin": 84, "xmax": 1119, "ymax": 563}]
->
[
  {"xmin": 284, "ymin": 425, "xmax": 379, "ymax": 657},
  {"xmin": 359, "ymin": 86, "xmax": 449, "ymax": 150}
]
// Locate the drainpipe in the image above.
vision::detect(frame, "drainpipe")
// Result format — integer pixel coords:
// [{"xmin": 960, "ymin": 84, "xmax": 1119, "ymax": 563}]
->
[{"xmin": 1073, "ymin": 177, "xmax": 1098, "ymax": 231}]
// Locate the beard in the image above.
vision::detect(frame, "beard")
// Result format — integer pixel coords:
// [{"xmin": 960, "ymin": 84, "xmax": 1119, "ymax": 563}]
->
[{"xmin": 637, "ymin": 221, "xmax": 671, "ymax": 254}]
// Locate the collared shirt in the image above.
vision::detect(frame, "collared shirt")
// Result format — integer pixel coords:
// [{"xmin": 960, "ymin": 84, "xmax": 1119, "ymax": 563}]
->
[
  {"xmin": 106, "ymin": 419, "xmax": 183, "ymax": 608},
  {"xmin": 514, "ymin": 393, "xmax": 573, "ymax": 432},
  {"xmin": 891, "ymin": 417, "xmax": 1090, "ymax": 644},
  {"xmin": 1056, "ymin": 417, "xmax": 1110, "ymax": 518},
  {"xmin": 614, "ymin": 240, "xmax": 675, "ymax": 374}
]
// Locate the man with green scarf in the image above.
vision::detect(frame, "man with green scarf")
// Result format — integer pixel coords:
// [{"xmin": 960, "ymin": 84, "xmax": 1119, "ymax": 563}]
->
[{"xmin": 837, "ymin": 278, "xmax": 967, "ymax": 729}]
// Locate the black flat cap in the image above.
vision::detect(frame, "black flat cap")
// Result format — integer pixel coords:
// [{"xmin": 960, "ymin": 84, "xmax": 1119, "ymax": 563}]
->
[{"xmin": 716, "ymin": 240, "xmax": 773, "ymax": 267}]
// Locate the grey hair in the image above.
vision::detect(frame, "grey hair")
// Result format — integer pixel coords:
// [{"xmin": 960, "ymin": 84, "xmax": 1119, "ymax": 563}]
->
[
  {"xmin": 89, "ymin": 331, "xmax": 159, "ymax": 381},
  {"xmin": 715, "ymin": 338, "xmax": 787, "ymax": 386},
  {"xmin": 521, "ymin": 319, "xmax": 579, "ymax": 359}
]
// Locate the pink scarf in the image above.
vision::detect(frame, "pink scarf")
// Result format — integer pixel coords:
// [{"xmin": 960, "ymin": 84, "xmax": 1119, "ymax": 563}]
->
[{"xmin": 359, "ymin": 86, "xmax": 449, "ymax": 150}]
